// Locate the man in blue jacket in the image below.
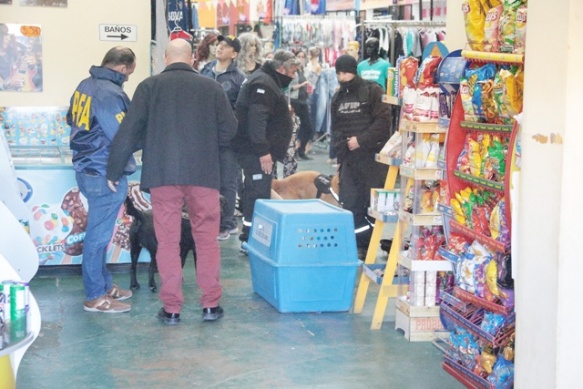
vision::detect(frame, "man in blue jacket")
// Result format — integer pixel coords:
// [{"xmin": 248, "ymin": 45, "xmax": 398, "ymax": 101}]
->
[
  {"xmin": 67, "ymin": 46, "xmax": 136, "ymax": 314},
  {"xmin": 201, "ymin": 35, "xmax": 245, "ymax": 241},
  {"xmin": 107, "ymin": 39, "xmax": 237, "ymax": 324}
]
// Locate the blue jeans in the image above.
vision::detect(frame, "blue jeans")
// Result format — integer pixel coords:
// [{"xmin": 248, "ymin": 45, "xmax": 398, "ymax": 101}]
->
[
  {"xmin": 76, "ymin": 172, "xmax": 127, "ymax": 301},
  {"xmin": 219, "ymin": 147, "xmax": 238, "ymax": 231}
]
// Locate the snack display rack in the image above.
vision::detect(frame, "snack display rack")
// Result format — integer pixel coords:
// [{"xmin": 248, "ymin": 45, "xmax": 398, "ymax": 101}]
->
[
  {"xmin": 354, "ymin": 43, "xmax": 452, "ymax": 333},
  {"xmin": 437, "ymin": 3, "xmax": 525, "ymax": 383}
]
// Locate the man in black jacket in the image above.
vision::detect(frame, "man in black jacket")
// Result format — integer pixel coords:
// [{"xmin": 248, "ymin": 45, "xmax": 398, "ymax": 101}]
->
[
  {"xmin": 331, "ymin": 54, "xmax": 390, "ymax": 258},
  {"xmin": 106, "ymin": 39, "xmax": 237, "ymax": 323},
  {"xmin": 233, "ymin": 49, "xmax": 299, "ymax": 250}
]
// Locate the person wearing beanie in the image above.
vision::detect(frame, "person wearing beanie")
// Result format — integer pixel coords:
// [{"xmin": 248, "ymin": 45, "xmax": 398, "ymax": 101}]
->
[
  {"xmin": 334, "ymin": 54, "xmax": 358, "ymax": 75},
  {"xmin": 331, "ymin": 54, "xmax": 391, "ymax": 259}
]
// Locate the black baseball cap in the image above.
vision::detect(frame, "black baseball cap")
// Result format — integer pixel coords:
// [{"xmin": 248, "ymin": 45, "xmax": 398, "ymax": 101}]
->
[{"xmin": 217, "ymin": 35, "xmax": 241, "ymax": 53}]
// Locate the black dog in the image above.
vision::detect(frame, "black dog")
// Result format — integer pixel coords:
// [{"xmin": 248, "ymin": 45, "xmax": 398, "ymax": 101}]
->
[{"xmin": 124, "ymin": 196, "xmax": 227, "ymax": 292}]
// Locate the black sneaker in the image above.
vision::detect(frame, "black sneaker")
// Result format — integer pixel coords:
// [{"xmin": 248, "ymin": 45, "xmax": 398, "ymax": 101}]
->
[
  {"xmin": 158, "ymin": 308, "xmax": 180, "ymax": 325},
  {"xmin": 202, "ymin": 306, "xmax": 224, "ymax": 321}
]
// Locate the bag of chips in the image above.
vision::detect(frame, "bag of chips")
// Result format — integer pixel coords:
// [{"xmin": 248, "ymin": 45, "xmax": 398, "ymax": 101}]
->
[
  {"xmin": 498, "ymin": 0, "xmax": 522, "ymax": 53},
  {"xmin": 462, "ymin": 0, "xmax": 486, "ymax": 51},
  {"xmin": 484, "ymin": 5, "xmax": 503, "ymax": 52},
  {"xmin": 514, "ymin": 5, "xmax": 527, "ymax": 54}
]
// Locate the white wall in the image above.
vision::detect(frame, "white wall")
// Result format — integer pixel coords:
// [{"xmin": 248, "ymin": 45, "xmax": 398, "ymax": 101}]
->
[
  {"xmin": 0, "ymin": 0, "xmax": 151, "ymax": 106},
  {"xmin": 444, "ymin": 0, "xmax": 464, "ymax": 52},
  {"xmin": 518, "ymin": 0, "xmax": 583, "ymax": 387}
]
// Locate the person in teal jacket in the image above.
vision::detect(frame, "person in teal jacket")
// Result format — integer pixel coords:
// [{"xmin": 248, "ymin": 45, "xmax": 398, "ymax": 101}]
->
[{"xmin": 357, "ymin": 37, "xmax": 391, "ymax": 92}]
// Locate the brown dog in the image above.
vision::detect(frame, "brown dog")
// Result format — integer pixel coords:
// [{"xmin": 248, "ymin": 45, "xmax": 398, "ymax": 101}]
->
[{"xmin": 271, "ymin": 170, "xmax": 340, "ymax": 207}]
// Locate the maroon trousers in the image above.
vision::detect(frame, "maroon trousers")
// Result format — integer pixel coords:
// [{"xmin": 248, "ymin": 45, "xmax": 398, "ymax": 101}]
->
[{"xmin": 150, "ymin": 185, "xmax": 222, "ymax": 314}]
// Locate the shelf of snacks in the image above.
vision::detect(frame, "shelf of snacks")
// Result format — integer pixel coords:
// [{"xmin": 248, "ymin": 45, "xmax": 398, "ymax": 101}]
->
[
  {"xmin": 449, "ymin": 220, "xmax": 508, "ymax": 253},
  {"xmin": 368, "ymin": 188, "xmax": 400, "ymax": 223},
  {"xmin": 452, "ymin": 170, "xmax": 505, "ymax": 192},
  {"xmin": 376, "ymin": 131, "xmax": 402, "ymax": 166},
  {"xmin": 442, "ymin": 354, "xmax": 514, "ymax": 389},
  {"xmin": 396, "ymin": 295, "xmax": 441, "ymax": 318},
  {"xmin": 362, "ymin": 263, "xmax": 386, "ymax": 285},
  {"xmin": 398, "ymin": 254, "xmax": 453, "ymax": 272},
  {"xmin": 375, "ymin": 153, "xmax": 401, "ymax": 166},
  {"xmin": 400, "ymin": 166, "xmax": 443, "ymax": 181},
  {"xmin": 452, "ymin": 287, "xmax": 513, "ymax": 316},
  {"xmin": 383, "ymin": 94, "xmax": 401, "ymax": 106},
  {"xmin": 441, "ymin": 291, "xmax": 515, "ymax": 347},
  {"xmin": 399, "ymin": 210, "xmax": 443, "ymax": 226},
  {"xmin": 400, "ymin": 119, "xmax": 445, "ymax": 134},
  {"xmin": 368, "ymin": 208, "xmax": 399, "ymax": 223},
  {"xmin": 459, "ymin": 121, "xmax": 514, "ymax": 133}
]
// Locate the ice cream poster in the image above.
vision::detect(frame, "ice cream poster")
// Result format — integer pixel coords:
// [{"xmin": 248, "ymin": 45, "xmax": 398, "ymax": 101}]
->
[
  {"xmin": 16, "ymin": 167, "xmax": 150, "ymax": 265},
  {"xmin": 1, "ymin": 106, "xmax": 70, "ymax": 147},
  {"xmin": 0, "ymin": 23, "xmax": 43, "ymax": 92}
]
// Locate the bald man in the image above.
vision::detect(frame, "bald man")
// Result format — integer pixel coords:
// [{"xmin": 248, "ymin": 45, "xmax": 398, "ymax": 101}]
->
[{"xmin": 107, "ymin": 38, "xmax": 237, "ymax": 324}]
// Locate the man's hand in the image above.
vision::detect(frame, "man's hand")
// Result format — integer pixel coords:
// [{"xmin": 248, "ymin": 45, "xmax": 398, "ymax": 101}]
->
[
  {"xmin": 347, "ymin": 136, "xmax": 360, "ymax": 151},
  {"xmin": 259, "ymin": 154, "xmax": 273, "ymax": 175},
  {"xmin": 107, "ymin": 180, "xmax": 119, "ymax": 193}
]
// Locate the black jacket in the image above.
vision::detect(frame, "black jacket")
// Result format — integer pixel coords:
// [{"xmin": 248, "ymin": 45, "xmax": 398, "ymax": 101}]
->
[
  {"xmin": 232, "ymin": 61, "xmax": 293, "ymax": 161},
  {"xmin": 200, "ymin": 60, "xmax": 246, "ymax": 110},
  {"xmin": 331, "ymin": 76, "xmax": 390, "ymax": 163},
  {"xmin": 106, "ymin": 62, "xmax": 237, "ymax": 192}
]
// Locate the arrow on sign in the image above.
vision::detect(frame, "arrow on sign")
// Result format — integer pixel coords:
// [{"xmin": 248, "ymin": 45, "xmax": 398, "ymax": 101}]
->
[{"xmin": 107, "ymin": 34, "xmax": 128, "ymax": 40}]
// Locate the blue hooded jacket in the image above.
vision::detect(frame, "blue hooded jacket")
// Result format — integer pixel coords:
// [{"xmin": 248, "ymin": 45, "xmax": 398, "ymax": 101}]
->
[{"xmin": 67, "ymin": 66, "xmax": 136, "ymax": 176}]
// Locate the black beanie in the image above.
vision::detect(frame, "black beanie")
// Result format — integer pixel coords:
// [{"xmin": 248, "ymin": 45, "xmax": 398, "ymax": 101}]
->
[{"xmin": 335, "ymin": 54, "xmax": 358, "ymax": 75}]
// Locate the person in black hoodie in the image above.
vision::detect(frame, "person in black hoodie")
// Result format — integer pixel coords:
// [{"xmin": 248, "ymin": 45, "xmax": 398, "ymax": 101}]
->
[
  {"xmin": 233, "ymin": 49, "xmax": 300, "ymax": 250},
  {"xmin": 331, "ymin": 54, "xmax": 391, "ymax": 258}
]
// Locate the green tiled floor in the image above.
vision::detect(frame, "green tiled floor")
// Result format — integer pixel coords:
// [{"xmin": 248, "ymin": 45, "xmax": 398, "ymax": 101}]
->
[{"xmin": 17, "ymin": 146, "xmax": 463, "ymax": 388}]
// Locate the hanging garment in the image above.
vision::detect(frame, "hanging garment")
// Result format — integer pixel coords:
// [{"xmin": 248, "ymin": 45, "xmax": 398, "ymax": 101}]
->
[{"xmin": 167, "ymin": 0, "xmax": 189, "ymax": 32}]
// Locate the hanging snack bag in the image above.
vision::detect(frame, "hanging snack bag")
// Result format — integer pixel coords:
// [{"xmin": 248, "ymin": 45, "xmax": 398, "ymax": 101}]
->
[
  {"xmin": 498, "ymin": 0, "xmax": 522, "ymax": 53},
  {"xmin": 514, "ymin": 5, "xmax": 527, "ymax": 54},
  {"xmin": 481, "ymin": 79, "xmax": 498, "ymax": 122},
  {"xmin": 462, "ymin": 0, "xmax": 486, "ymax": 51},
  {"xmin": 484, "ymin": 5, "xmax": 503, "ymax": 52},
  {"xmin": 416, "ymin": 56, "xmax": 443, "ymax": 88},
  {"xmin": 399, "ymin": 56, "xmax": 419, "ymax": 97},
  {"xmin": 466, "ymin": 63, "xmax": 497, "ymax": 121},
  {"xmin": 459, "ymin": 78, "xmax": 476, "ymax": 121}
]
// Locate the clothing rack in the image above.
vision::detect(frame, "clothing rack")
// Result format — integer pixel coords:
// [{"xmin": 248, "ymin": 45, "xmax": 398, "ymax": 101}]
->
[{"xmin": 361, "ymin": 19, "xmax": 446, "ymax": 65}]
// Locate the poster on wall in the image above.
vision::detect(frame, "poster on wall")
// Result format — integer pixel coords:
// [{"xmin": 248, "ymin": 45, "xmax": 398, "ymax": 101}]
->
[
  {"xmin": 0, "ymin": 23, "xmax": 43, "ymax": 92},
  {"xmin": 0, "ymin": 106, "xmax": 69, "ymax": 146},
  {"xmin": 19, "ymin": 0, "xmax": 67, "ymax": 6}
]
